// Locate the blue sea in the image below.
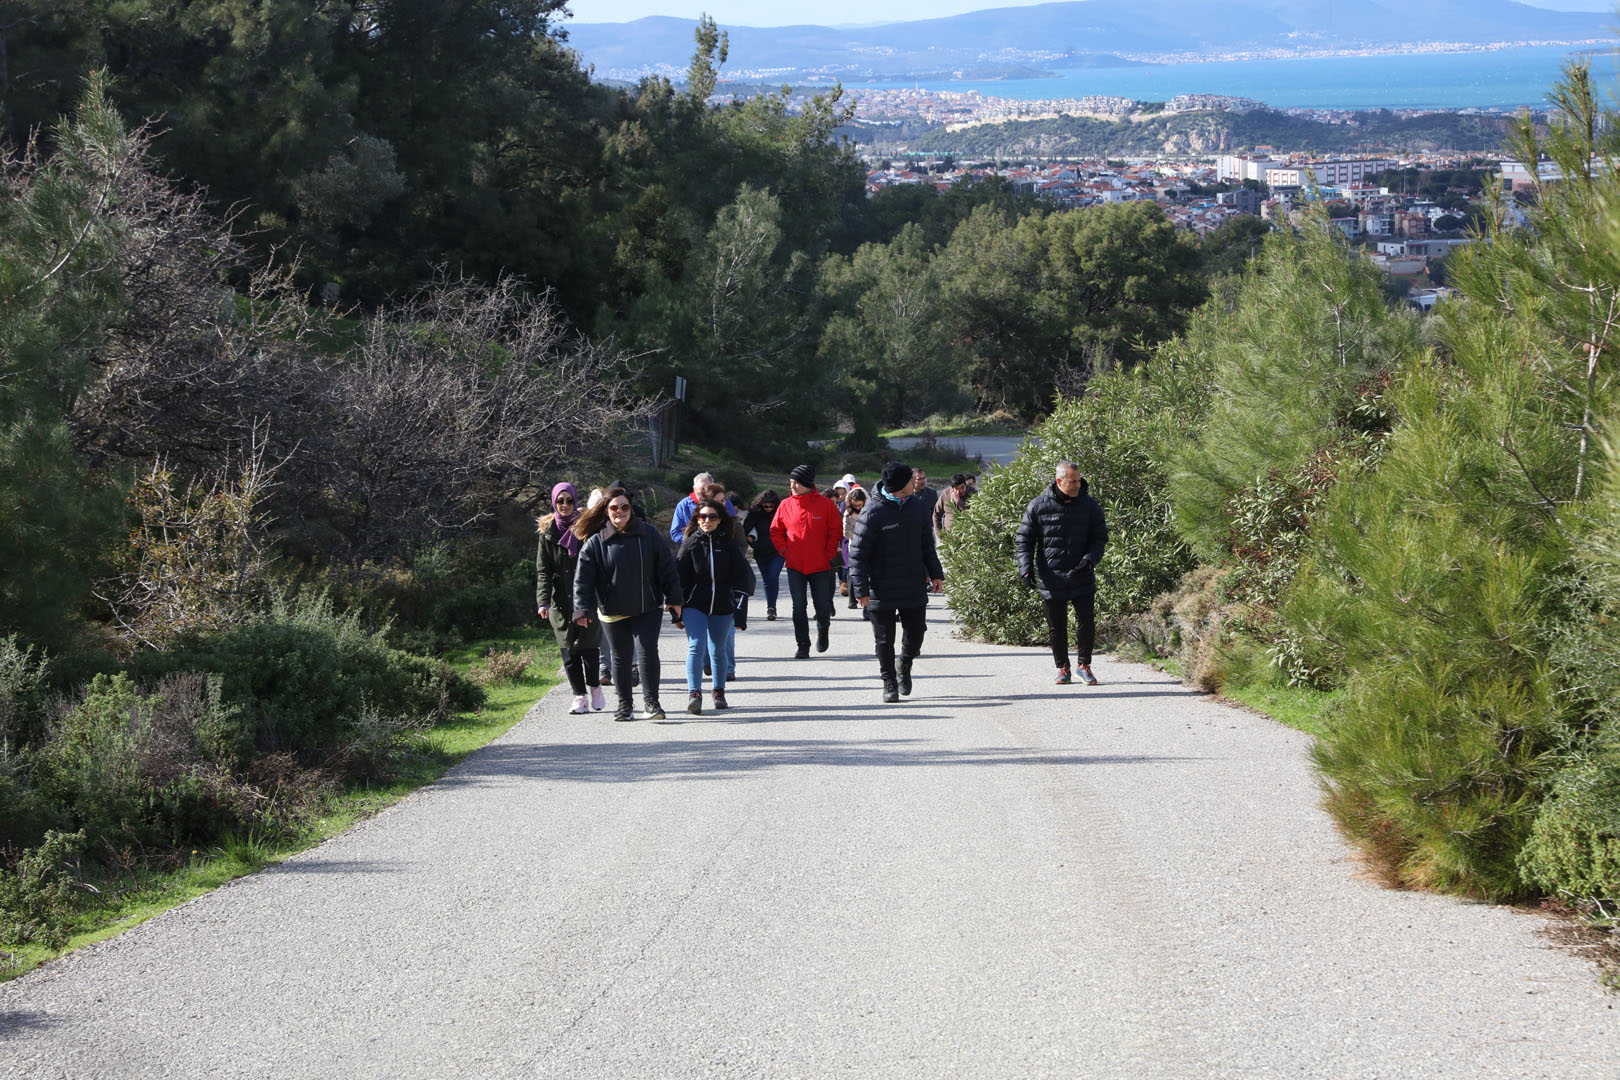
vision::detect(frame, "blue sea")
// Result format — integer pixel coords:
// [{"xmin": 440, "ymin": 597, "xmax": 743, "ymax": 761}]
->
[{"xmin": 870, "ymin": 44, "xmax": 1620, "ymax": 110}]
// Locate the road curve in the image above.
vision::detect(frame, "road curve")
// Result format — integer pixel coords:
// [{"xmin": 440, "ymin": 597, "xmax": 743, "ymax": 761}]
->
[{"xmin": 3, "ymin": 597, "xmax": 1616, "ymax": 1079}]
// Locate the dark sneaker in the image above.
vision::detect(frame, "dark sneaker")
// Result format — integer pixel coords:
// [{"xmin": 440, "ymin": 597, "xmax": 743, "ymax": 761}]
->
[
  {"xmin": 881, "ymin": 680, "xmax": 900, "ymax": 704},
  {"xmin": 641, "ymin": 701, "xmax": 666, "ymax": 721},
  {"xmin": 795, "ymin": 643, "xmax": 811, "ymax": 660},
  {"xmin": 687, "ymin": 692, "xmax": 702, "ymax": 715},
  {"xmin": 703, "ymin": 661, "xmax": 711, "ymax": 677},
  {"xmin": 614, "ymin": 703, "xmax": 635, "ymax": 721},
  {"xmin": 1055, "ymin": 667, "xmax": 1072, "ymax": 685},
  {"xmin": 599, "ymin": 668, "xmax": 613, "ymax": 686},
  {"xmin": 1077, "ymin": 664, "xmax": 1099, "ymax": 686},
  {"xmin": 899, "ymin": 659, "xmax": 913, "ymax": 696},
  {"xmin": 630, "ymin": 664, "xmax": 641, "ymax": 688},
  {"xmin": 816, "ymin": 625, "xmax": 829, "ymax": 653},
  {"xmin": 712, "ymin": 689, "xmax": 729, "ymax": 710},
  {"xmin": 767, "ymin": 608, "xmax": 777, "ymax": 621}
]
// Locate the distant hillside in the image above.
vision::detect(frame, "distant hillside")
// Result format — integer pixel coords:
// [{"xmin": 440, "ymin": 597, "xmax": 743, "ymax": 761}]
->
[
  {"xmin": 565, "ymin": 1, "xmax": 1612, "ymax": 80},
  {"xmin": 879, "ymin": 109, "xmax": 1517, "ymax": 157}
]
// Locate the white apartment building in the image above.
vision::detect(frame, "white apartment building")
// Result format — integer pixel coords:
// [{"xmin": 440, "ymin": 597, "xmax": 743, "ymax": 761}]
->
[{"xmin": 1218, "ymin": 154, "xmax": 1397, "ymax": 189}]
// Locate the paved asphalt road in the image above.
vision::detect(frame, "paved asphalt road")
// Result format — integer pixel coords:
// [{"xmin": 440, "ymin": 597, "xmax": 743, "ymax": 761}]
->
[{"xmin": 3, "ymin": 596, "xmax": 1617, "ymax": 1079}]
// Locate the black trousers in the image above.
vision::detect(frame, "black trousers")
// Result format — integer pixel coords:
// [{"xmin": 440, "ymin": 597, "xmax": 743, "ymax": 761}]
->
[
  {"xmin": 602, "ymin": 610, "xmax": 662, "ymax": 708},
  {"xmin": 786, "ymin": 568, "xmax": 833, "ymax": 646},
  {"xmin": 868, "ymin": 605, "xmax": 928, "ymax": 680},
  {"xmin": 562, "ymin": 647, "xmax": 602, "ymax": 696},
  {"xmin": 1043, "ymin": 594, "xmax": 1096, "ymax": 668}
]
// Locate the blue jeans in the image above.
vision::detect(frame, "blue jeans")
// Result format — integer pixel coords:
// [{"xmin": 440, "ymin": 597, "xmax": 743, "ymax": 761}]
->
[
  {"xmin": 757, "ymin": 554, "xmax": 785, "ymax": 610},
  {"xmin": 787, "ymin": 568, "xmax": 833, "ymax": 647},
  {"xmin": 683, "ymin": 608, "xmax": 733, "ymax": 691}
]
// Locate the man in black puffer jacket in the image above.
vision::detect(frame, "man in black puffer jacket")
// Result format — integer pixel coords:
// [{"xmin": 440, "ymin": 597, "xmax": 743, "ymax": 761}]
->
[
  {"xmin": 850, "ymin": 460, "xmax": 945, "ymax": 703},
  {"xmin": 1016, "ymin": 460, "xmax": 1109, "ymax": 686}
]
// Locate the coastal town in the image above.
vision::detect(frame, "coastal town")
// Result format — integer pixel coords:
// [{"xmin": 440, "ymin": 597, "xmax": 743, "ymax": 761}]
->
[{"xmin": 865, "ymin": 146, "xmax": 1508, "ymax": 308}]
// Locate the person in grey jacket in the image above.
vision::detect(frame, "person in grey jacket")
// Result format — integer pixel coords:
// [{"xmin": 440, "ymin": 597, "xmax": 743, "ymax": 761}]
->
[
  {"xmin": 1015, "ymin": 460, "xmax": 1109, "ymax": 685},
  {"xmin": 573, "ymin": 487, "xmax": 683, "ymax": 721},
  {"xmin": 849, "ymin": 460, "xmax": 945, "ymax": 703}
]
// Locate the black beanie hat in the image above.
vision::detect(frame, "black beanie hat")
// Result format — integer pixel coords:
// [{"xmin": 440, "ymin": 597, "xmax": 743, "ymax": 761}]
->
[
  {"xmin": 881, "ymin": 460, "xmax": 912, "ymax": 493},
  {"xmin": 789, "ymin": 464, "xmax": 815, "ymax": 487}
]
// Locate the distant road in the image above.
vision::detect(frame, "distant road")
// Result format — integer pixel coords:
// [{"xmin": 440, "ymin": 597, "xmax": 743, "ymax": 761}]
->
[
  {"xmin": 887, "ymin": 434, "xmax": 1033, "ymax": 467},
  {"xmin": 4, "ymin": 597, "xmax": 1616, "ymax": 1079}
]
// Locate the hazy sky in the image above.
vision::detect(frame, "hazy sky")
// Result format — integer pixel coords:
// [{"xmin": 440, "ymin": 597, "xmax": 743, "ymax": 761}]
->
[{"xmin": 567, "ymin": 0, "xmax": 1616, "ymax": 27}]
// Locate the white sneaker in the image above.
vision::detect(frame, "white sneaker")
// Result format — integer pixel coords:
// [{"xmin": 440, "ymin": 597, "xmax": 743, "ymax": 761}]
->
[
  {"xmin": 568, "ymin": 695, "xmax": 590, "ymax": 714},
  {"xmin": 589, "ymin": 685, "xmax": 606, "ymax": 710}
]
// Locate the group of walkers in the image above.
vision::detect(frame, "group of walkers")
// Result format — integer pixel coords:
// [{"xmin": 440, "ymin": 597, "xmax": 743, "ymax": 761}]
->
[{"xmin": 536, "ymin": 458, "xmax": 1108, "ymax": 720}]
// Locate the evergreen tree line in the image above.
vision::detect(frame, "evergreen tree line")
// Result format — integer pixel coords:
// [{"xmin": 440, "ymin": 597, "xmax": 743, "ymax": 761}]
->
[{"xmin": 945, "ymin": 63, "xmax": 1620, "ymax": 923}]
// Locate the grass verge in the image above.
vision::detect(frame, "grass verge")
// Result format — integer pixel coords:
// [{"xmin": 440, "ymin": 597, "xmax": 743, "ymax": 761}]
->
[
  {"xmin": 1217, "ymin": 680, "xmax": 1340, "ymax": 739},
  {"xmin": 0, "ymin": 627, "xmax": 559, "ymax": 983}
]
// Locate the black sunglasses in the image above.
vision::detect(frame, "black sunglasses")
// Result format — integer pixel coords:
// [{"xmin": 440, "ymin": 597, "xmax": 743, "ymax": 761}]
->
[{"xmin": 696, "ymin": 513, "xmax": 720, "ymax": 521}]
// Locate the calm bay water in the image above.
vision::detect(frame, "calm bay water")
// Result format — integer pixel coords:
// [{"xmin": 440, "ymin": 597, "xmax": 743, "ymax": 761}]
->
[{"xmin": 872, "ymin": 44, "xmax": 1620, "ymax": 110}]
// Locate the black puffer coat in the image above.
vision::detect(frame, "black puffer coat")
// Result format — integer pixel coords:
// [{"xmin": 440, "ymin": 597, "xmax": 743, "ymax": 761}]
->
[
  {"xmin": 1015, "ymin": 479, "xmax": 1108, "ymax": 601},
  {"xmin": 676, "ymin": 529, "xmax": 756, "ymax": 617},
  {"xmin": 849, "ymin": 487, "xmax": 944, "ymax": 611}
]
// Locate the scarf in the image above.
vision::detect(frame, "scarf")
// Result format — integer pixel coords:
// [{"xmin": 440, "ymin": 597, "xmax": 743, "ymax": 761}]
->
[
  {"xmin": 552, "ymin": 482, "xmax": 581, "ymax": 557},
  {"xmin": 876, "ymin": 483, "xmax": 906, "ymax": 506}
]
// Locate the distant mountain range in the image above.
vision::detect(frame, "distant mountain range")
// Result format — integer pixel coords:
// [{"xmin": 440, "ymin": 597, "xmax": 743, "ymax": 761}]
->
[{"xmin": 564, "ymin": 1, "xmax": 1615, "ymax": 82}]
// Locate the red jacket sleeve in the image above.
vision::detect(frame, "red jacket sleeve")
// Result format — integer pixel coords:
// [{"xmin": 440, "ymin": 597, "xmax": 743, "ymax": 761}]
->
[{"xmin": 769, "ymin": 501, "xmax": 788, "ymax": 558}]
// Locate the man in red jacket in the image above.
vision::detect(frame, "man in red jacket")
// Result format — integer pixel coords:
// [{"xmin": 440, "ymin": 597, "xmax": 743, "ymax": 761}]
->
[{"xmin": 770, "ymin": 464, "xmax": 842, "ymax": 658}]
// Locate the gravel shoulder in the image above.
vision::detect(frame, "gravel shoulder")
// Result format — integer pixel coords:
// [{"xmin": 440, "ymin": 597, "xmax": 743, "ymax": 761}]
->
[{"xmin": 3, "ymin": 596, "xmax": 1615, "ymax": 1079}]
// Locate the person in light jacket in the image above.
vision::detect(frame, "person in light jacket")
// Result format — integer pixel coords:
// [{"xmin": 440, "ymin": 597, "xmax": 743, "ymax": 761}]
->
[{"xmin": 573, "ymin": 487, "xmax": 682, "ymax": 721}]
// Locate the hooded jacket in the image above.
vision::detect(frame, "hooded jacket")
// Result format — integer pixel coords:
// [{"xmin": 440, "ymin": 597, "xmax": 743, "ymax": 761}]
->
[
  {"xmin": 1015, "ymin": 479, "xmax": 1108, "ymax": 601},
  {"xmin": 849, "ymin": 485, "xmax": 944, "ymax": 611},
  {"xmin": 573, "ymin": 515, "xmax": 681, "ymax": 619},
  {"xmin": 770, "ymin": 489, "xmax": 842, "ymax": 575}
]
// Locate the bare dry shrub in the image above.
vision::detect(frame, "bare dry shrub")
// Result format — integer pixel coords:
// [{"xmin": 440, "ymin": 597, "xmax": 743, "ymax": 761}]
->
[{"xmin": 471, "ymin": 646, "xmax": 535, "ymax": 687}]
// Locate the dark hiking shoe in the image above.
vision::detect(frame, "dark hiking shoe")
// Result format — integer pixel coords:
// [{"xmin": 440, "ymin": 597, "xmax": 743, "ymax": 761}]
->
[
  {"xmin": 899, "ymin": 657, "xmax": 914, "ymax": 696},
  {"xmin": 1077, "ymin": 664, "xmax": 1099, "ymax": 686},
  {"xmin": 630, "ymin": 664, "xmax": 641, "ymax": 688},
  {"xmin": 816, "ymin": 625, "xmax": 829, "ymax": 653},
  {"xmin": 795, "ymin": 643, "xmax": 811, "ymax": 659},
  {"xmin": 1055, "ymin": 667, "xmax": 1072, "ymax": 685},
  {"xmin": 687, "ymin": 691, "xmax": 702, "ymax": 715},
  {"xmin": 766, "ymin": 608, "xmax": 777, "ymax": 621},
  {"xmin": 614, "ymin": 703, "xmax": 635, "ymax": 721},
  {"xmin": 640, "ymin": 701, "xmax": 666, "ymax": 721},
  {"xmin": 881, "ymin": 679, "xmax": 900, "ymax": 704},
  {"xmin": 712, "ymin": 689, "xmax": 729, "ymax": 710}
]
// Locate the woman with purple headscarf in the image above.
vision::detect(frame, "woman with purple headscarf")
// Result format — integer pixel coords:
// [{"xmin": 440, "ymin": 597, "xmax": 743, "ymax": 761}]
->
[{"xmin": 537, "ymin": 482, "xmax": 604, "ymax": 713}]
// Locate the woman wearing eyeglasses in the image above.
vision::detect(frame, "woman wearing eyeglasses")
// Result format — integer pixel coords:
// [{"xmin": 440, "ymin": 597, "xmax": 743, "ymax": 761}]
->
[
  {"xmin": 573, "ymin": 486, "xmax": 682, "ymax": 721},
  {"xmin": 676, "ymin": 498, "xmax": 756, "ymax": 713},
  {"xmin": 537, "ymin": 482, "xmax": 604, "ymax": 714}
]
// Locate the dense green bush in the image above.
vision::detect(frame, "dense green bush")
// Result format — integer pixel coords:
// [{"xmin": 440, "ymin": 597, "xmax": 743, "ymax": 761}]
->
[
  {"xmin": 943, "ymin": 349, "xmax": 1212, "ymax": 645},
  {"xmin": 1520, "ymin": 749, "xmax": 1620, "ymax": 903},
  {"xmin": 138, "ymin": 592, "xmax": 481, "ymax": 761},
  {"xmin": 0, "ymin": 829, "xmax": 86, "ymax": 950}
]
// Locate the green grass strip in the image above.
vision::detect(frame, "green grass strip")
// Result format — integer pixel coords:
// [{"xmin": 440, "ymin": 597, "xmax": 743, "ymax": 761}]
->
[{"xmin": 1, "ymin": 627, "xmax": 560, "ymax": 982}]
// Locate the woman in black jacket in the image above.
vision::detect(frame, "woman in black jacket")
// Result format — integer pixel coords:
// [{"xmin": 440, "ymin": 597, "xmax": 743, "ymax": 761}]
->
[
  {"xmin": 676, "ymin": 498, "xmax": 755, "ymax": 713},
  {"xmin": 743, "ymin": 490, "xmax": 784, "ymax": 621},
  {"xmin": 573, "ymin": 487, "xmax": 683, "ymax": 721}
]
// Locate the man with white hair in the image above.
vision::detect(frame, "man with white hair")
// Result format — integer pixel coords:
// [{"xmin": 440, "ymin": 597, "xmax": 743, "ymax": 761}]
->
[
  {"xmin": 670, "ymin": 471, "xmax": 733, "ymax": 542},
  {"xmin": 1015, "ymin": 460, "xmax": 1108, "ymax": 686}
]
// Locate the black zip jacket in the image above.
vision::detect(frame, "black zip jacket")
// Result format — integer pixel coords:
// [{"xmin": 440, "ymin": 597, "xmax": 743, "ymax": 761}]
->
[
  {"xmin": 676, "ymin": 529, "xmax": 756, "ymax": 617},
  {"xmin": 848, "ymin": 487, "xmax": 944, "ymax": 611},
  {"xmin": 1015, "ymin": 479, "xmax": 1108, "ymax": 600},
  {"xmin": 573, "ymin": 516, "xmax": 681, "ymax": 618}
]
